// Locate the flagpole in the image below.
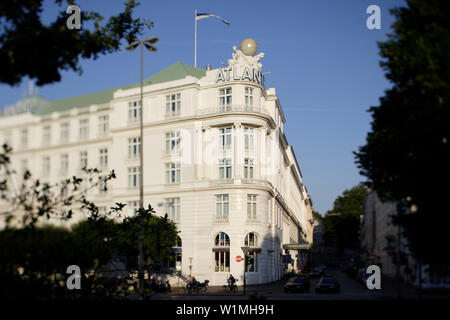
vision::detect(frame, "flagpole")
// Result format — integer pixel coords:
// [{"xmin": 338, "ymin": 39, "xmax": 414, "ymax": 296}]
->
[{"xmin": 194, "ymin": 9, "xmax": 197, "ymax": 68}]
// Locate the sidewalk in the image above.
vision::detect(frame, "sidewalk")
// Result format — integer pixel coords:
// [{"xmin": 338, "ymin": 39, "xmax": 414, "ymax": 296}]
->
[
  {"xmin": 158, "ymin": 279, "xmax": 286, "ymax": 298},
  {"xmin": 367, "ymin": 274, "xmax": 449, "ymax": 300}
]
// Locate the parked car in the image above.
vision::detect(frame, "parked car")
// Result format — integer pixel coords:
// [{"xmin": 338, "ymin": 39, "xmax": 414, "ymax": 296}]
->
[
  {"xmin": 284, "ymin": 275, "xmax": 311, "ymax": 293},
  {"xmin": 315, "ymin": 276, "xmax": 340, "ymax": 294},
  {"xmin": 318, "ymin": 264, "xmax": 328, "ymax": 271},
  {"xmin": 357, "ymin": 270, "xmax": 370, "ymax": 287},
  {"xmin": 420, "ymin": 278, "xmax": 450, "ymax": 293},
  {"xmin": 310, "ymin": 266, "xmax": 326, "ymax": 278}
]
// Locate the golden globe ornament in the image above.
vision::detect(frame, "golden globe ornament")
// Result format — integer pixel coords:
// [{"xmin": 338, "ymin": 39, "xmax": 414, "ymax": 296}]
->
[{"xmin": 240, "ymin": 38, "xmax": 258, "ymax": 56}]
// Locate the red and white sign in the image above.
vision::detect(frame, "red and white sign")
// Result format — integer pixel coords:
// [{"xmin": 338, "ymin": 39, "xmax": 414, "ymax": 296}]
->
[{"xmin": 235, "ymin": 255, "xmax": 242, "ymax": 262}]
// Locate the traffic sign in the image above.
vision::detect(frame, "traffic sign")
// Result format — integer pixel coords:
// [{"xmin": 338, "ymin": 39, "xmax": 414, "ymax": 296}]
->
[{"xmin": 236, "ymin": 255, "xmax": 242, "ymax": 262}]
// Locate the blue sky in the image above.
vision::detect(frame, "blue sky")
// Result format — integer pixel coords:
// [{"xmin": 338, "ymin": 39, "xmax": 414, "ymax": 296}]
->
[{"xmin": 0, "ymin": 0, "xmax": 405, "ymax": 214}]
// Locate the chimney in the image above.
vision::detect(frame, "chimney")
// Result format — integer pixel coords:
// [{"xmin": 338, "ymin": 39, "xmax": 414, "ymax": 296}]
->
[{"xmin": 28, "ymin": 79, "xmax": 34, "ymax": 97}]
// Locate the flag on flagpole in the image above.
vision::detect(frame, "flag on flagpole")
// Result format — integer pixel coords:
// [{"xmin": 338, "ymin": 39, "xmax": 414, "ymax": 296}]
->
[
  {"xmin": 194, "ymin": 11, "xmax": 229, "ymax": 67},
  {"xmin": 195, "ymin": 12, "xmax": 230, "ymax": 25}
]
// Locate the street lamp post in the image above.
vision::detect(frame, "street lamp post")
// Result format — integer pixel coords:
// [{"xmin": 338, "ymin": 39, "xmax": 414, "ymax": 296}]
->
[
  {"xmin": 126, "ymin": 36, "xmax": 158, "ymax": 300},
  {"xmin": 241, "ymin": 246, "xmax": 249, "ymax": 295}
]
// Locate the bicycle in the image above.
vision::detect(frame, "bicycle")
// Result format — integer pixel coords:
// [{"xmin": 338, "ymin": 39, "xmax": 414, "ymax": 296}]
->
[
  {"xmin": 224, "ymin": 279, "xmax": 238, "ymax": 292},
  {"xmin": 186, "ymin": 280, "xmax": 201, "ymax": 295}
]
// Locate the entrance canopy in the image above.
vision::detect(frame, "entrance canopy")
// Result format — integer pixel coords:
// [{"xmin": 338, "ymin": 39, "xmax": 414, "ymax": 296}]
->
[{"xmin": 283, "ymin": 244, "xmax": 311, "ymax": 250}]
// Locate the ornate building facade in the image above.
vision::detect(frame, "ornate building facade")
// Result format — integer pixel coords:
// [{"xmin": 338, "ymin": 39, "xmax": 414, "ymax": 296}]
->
[{"xmin": 0, "ymin": 39, "xmax": 314, "ymax": 285}]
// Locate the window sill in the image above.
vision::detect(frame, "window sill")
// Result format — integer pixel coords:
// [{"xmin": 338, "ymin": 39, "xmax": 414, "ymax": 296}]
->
[
  {"xmin": 164, "ymin": 150, "xmax": 182, "ymax": 156},
  {"xmin": 127, "ymin": 156, "xmax": 140, "ymax": 161},
  {"xmin": 165, "ymin": 113, "xmax": 181, "ymax": 118},
  {"xmin": 216, "ymin": 179, "xmax": 234, "ymax": 184},
  {"xmin": 215, "ymin": 219, "xmax": 229, "ymax": 223},
  {"xmin": 127, "ymin": 119, "xmax": 141, "ymax": 125}
]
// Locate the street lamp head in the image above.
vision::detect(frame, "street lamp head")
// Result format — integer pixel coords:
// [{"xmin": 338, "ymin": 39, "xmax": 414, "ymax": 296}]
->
[
  {"xmin": 126, "ymin": 41, "xmax": 139, "ymax": 51},
  {"xmin": 144, "ymin": 37, "xmax": 159, "ymax": 52},
  {"xmin": 144, "ymin": 36, "xmax": 159, "ymax": 44},
  {"xmin": 144, "ymin": 43, "xmax": 157, "ymax": 52}
]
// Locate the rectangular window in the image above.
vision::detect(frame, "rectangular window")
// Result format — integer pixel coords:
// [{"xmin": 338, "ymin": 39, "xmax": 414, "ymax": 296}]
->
[
  {"xmin": 244, "ymin": 158, "xmax": 254, "ymax": 179},
  {"xmin": 166, "ymin": 198, "xmax": 180, "ymax": 221},
  {"xmin": 42, "ymin": 156, "xmax": 50, "ymax": 176},
  {"xmin": 60, "ymin": 154, "xmax": 69, "ymax": 174},
  {"xmin": 20, "ymin": 129, "xmax": 28, "ymax": 149},
  {"xmin": 99, "ymin": 148, "xmax": 108, "ymax": 168},
  {"xmin": 128, "ymin": 100, "xmax": 142, "ymax": 122},
  {"xmin": 219, "ymin": 127, "xmax": 232, "ymax": 150},
  {"xmin": 247, "ymin": 252, "xmax": 258, "ymax": 272},
  {"xmin": 79, "ymin": 151, "xmax": 88, "ymax": 170},
  {"xmin": 219, "ymin": 87, "xmax": 232, "ymax": 111},
  {"xmin": 20, "ymin": 159, "xmax": 28, "ymax": 176},
  {"xmin": 215, "ymin": 251, "xmax": 230, "ymax": 272},
  {"xmin": 165, "ymin": 162, "xmax": 180, "ymax": 184},
  {"xmin": 277, "ymin": 205, "xmax": 281, "ymax": 227},
  {"xmin": 245, "ymin": 87, "xmax": 254, "ymax": 110},
  {"xmin": 218, "ymin": 159, "xmax": 232, "ymax": 179},
  {"xmin": 128, "ymin": 137, "xmax": 141, "ymax": 159},
  {"xmin": 247, "ymin": 195, "xmax": 257, "ymax": 220},
  {"xmin": 3, "ymin": 131, "xmax": 12, "ymax": 146},
  {"xmin": 42, "ymin": 126, "xmax": 51, "ymax": 146},
  {"xmin": 244, "ymin": 127, "xmax": 255, "ymax": 151},
  {"xmin": 165, "ymin": 131, "xmax": 181, "ymax": 153},
  {"xmin": 128, "ymin": 167, "xmax": 141, "ymax": 187},
  {"xmin": 98, "ymin": 178, "xmax": 108, "ymax": 194},
  {"xmin": 216, "ymin": 194, "xmax": 229, "ymax": 220},
  {"xmin": 166, "ymin": 93, "xmax": 181, "ymax": 115},
  {"xmin": 60, "ymin": 123, "xmax": 70, "ymax": 143},
  {"xmin": 128, "ymin": 200, "xmax": 139, "ymax": 216},
  {"xmin": 98, "ymin": 115, "xmax": 109, "ymax": 136},
  {"xmin": 79, "ymin": 119, "xmax": 89, "ymax": 139}
]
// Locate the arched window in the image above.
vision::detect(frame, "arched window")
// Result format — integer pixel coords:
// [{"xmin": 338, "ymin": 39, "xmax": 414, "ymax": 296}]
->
[
  {"xmin": 244, "ymin": 232, "xmax": 258, "ymax": 247},
  {"xmin": 244, "ymin": 232, "xmax": 259, "ymax": 273},
  {"xmin": 170, "ymin": 236, "xmax": 182, "ymax": 271},
  {"xmin": 214, "ymin": 232, "xmax": 230, "ymax": 272},
  {"xmin": 215, "ymin": 232, "xmax": 230, "ymax": 247},
  {"xmin": 175, "ymin": 236, "xmax": 182, "ymax": 247}
]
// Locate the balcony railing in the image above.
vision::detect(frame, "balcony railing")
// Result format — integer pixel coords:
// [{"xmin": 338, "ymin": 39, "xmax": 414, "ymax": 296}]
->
[
  {"xmin": 197, "ymin": 105, "xmax": 271, "ymax": 117},
  {"xmin": 209, "ymin": 178, "xmax": 273, "ymax": 188}
]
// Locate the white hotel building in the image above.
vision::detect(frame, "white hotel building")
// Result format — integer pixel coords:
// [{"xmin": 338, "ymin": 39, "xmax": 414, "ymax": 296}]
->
[{"xmin": 0, "ymin": 39, "xmax": 314, "ymax": 285}]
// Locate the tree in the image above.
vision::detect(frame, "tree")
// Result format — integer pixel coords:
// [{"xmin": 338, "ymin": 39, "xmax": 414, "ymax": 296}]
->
[
  {"xmin": 0, "ymin": 143, "xmax": 117, "ymax": 228},
  {"xmin": 354, "ymin": 0, "xmax": 450, "ymax": 273},
  {"xmin": 323, "ymin": 184, "xmax": 366, "ymax": 253},
  {"xmin": 115, "ymin": 212, "xmax": 178, "ymax": 271},
  {"xmin": 0, "ymin": 0, "xmax": 153, "ymax": 86},
  {"xmin": 312, "ymin": 210, "xmax": 322, "ymax": 220},
  {"xmin": 0, "ymin": 143, "xmax": 179, "ymax": 299},
  {"xmin": 0, "ymin": 225, "xmax": 76, "ymax": 299}
]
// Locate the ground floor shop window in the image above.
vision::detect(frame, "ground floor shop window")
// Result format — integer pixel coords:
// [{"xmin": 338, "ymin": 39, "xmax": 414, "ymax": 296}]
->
[
  {"xmin": 214, "ymin": 232, "xmax": 230, "ymax": 272},
  {"xmin": 215, "ymin": 251, "xmax": 230, "ymax": 272},
  {"xmin": 246, "ymin": 252, "xmax": 258, "ymax": 272}
]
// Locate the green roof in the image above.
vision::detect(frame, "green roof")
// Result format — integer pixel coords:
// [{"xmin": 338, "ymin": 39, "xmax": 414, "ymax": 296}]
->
[
  {"xmin": 37, "ymin": 62, "xmax": 205, "ymax": 115},
  {"xmin": 0, "ymin": 95, "xmax": 51, "ymax": 117},
  {"xmin": 141, "ymin": 61, "xmax": 206, "ymax": 87},
  {"xmin": 40, "ymin": 87, "xmax": 117, "ymax": 115}
]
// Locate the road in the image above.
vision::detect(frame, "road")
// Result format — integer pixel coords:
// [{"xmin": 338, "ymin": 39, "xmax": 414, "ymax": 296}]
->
[{"xmin": 150, "ymin": 268, "xmax": 382, "ymax": 300}]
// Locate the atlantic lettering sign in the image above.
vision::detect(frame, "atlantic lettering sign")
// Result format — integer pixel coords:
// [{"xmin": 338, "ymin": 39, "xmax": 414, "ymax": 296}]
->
[{"xmin": 216, "ymin": 66, "xmax": 264, "ymax": 85}]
